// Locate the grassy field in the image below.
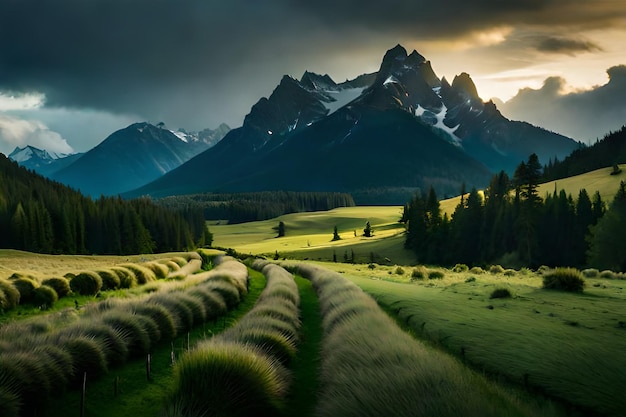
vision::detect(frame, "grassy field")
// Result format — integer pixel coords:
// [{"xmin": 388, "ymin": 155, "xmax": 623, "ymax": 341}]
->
[
  {"xmin": 211, "ymin": 206, "xmax": 417, "ymax": 265},
  {"xmin": 314, "ymin": 261, "xmax": 626, "ymax": 416}
]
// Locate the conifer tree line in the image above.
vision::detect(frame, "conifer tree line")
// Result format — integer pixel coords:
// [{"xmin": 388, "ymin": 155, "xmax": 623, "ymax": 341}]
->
[
  {"xmin": 157, "ymin": 191, "xmax": 355, "ymax": 223},
  {"xmin": 543, "ymin": 125, "xmax": 626, "ymax": 181},
  {"xmin": 0, "ymin": 155, "xmax": 210, "ymax": 255},
  {"xmin": 403, "ymin": 153, "xmax": 622, "ymax": 269}
]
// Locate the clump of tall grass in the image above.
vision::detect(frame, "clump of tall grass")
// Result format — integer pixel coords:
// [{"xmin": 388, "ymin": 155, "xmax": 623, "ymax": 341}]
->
[
  {"xmin": 33, "ymin": 285, "xmax": 58, "ymax": 309},
  {"xmin": 8, "ymin": 272, "xmax": 38, "ymax": 281},
  {"xmin": 600, "ymin": 270, "xmax": 618, "ymax": 280},
  {"xmin": 293, "ymin": 263, "xmax": 533, "ymax": 417},
  {"xmin": 149, "ymin": 294, "xmax": 195, "ymax": 332},
  {"xmin": 110, "ymin": 266, "xmax": 137, "ymax": 288},
  {"xmin": 410, "ymin": 266, "xmax": 426, "ymax": 280},
  {"xmin": 0, "ymin": 279, "xmax": 20, "ymax": 310},
  {"xmin": 41, "ymin": 277, "xmax": 71, "ymax": 298},
  {"xmin": 58, "ymin": 335, "xmax": 108, "ymax": 384},
  {"xmin": 58, "ymin": 321, "xmax": 130, "ymax": 366},
  {"xmin": 469, "ymin": 266, "xmax": 485, "ymax": 274},
  {"xmin": 581, "ymin": 268, "xmax": 599, "ymax": 278},
  {"xmin": 503, "ymin": 269, "xmax": 517, "ymax": 277},
  {"xmin": 490, "ymin": 287, "xmax": 512, "ymax": 299},
  {"xmin": 101, "ymin": 310, "xmax": 153, "ymax": 356},
  {"xmin": 163, "ymin": 341, "xmax": 290, "ymax": 417},
  {"xmin": 132, "ymin": 302, "xmax": 178, "ymax": 342},
  {"xmin": 452, "ymin": 263, "xmax": 469, "ymax": 273},
  {"xmin": 70, "ymin": 271, "xmax": 102, "ymax": 296},
  {"xmin": 543, "ymin": 268, "xmax": 585, "ymax": 292},
  {"xmin": 187, "ymin": 287, "xmax": 228, "ymax": 320},
  {"xmin": 163, "ymin": 261, "xmax": 299, "ymax": 415},
  {"xmin": 11, "ymin": 277, "xmax": 39, "ymax": 303},
  {"xmin": 489, "ymin": 264, "xmax": 505, "ymax": 274},
  {"xmin": 203, "ymin": 281, "xmax": 241, "ymax": 308},
  {"xmin": 118, "ymin": 263, "xmax": 156, "ymax": 285},
  {"xmin": 144, "ymin": 262, "xmax": 169, "ymax": 279},
  {"xmin": 428, "ymin": 270, "xmax": 445, "ymax": 279},
  {"xmin": 96, "ymin": 269, "xmax": 121, "ymax": 291}
]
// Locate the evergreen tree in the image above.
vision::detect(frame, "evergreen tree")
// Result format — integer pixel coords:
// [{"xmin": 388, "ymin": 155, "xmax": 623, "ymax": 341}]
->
[
  {"xmin": 332, "ymin": 225, "xmax": 341, "ymax": 241},
  {"xmin": 588, "ymin": 181, "xmax": 626, "ymax": 271},
  {"xmin": 363, "ymin": 221, "xmax": 373, "ymax": 237}
]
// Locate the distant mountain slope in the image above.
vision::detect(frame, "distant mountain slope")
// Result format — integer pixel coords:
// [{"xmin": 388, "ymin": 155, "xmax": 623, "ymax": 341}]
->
[
  {"xmin": 8, "ymin": 145, "xmax": 83, "ymax": 177},
  {"xmin": 128, "ymin": 45, "xmax": 579, "ymax": 204},
  {"xmin": 543, "ymin": 126, "xmax": 626, "ymax": 181},
  {"xmin": 53, "ymin": 122, "xmax": 229, "ymax": 197}
]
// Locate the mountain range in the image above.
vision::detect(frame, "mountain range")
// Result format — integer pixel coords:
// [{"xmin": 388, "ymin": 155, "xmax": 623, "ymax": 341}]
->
[
  {"xmin": 26, "ymin": 122, "xmax": 228, "ymax": 197},
  {"xmin": 127, "ymin": 44, "xmax": 579, "ymax": 204},
  {"xmin": 8, "ymin": 146, "xmax": 84, "ymax": 178}
]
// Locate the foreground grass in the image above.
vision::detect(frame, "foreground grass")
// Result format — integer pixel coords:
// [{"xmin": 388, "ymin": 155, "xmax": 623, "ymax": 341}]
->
[
  {"xmin": 284, "ymin": 275, "xmax": 322, "ymax": 417},
  {"xmin": 41, "ymin": 268, "xmax": 267, "ymax": 417},
  {"xmin": 327, "ymin": 263, "xmax": 626, "ymax": 416}
]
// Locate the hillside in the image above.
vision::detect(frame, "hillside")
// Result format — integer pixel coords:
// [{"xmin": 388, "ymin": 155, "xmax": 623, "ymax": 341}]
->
[{"xmin": 543, "ymin": 125, "xmax": 626, "ymax": 181}]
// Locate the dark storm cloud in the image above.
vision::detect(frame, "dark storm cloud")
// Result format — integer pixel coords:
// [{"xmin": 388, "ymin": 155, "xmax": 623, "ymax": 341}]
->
[
  {"xmin": 536, "ymin": 37, "xmax": 602, "ymax": 55},
  {"xmin": 501, "ymin": 65, "xmax": 626, "ymax": 142},
  {"xmin": 0, "ymin": 0, "xmax": 623, "ymax": 129}
]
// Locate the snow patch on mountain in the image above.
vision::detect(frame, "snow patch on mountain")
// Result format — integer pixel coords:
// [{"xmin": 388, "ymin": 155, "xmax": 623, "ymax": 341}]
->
[
  {"xmin": 323, "ymin": 88, "xmax": 366, "ymax": 115},
  {"xmin": 171, "ymin": 130, "xmax": 189, "ymax": 143}
]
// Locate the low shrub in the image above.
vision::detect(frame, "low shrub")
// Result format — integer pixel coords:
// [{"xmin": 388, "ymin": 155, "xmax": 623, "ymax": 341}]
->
[
  {"xmin": 428, "ymin": 270, "xmax": 445, "ymax": 280},
  {"xmin": 8, "ymin": 272, "xmax": 38, "ymax": 281},
  {"xmin": 41, "ymin": 277, "xmax": 71, "ymax": 298},
  {"xmin": 489, "ymin": 265, "xmax": 505, "ymax": 274},
  {"xmin": 394, "ymin": 266, "xmax": 405, "ymax": 275},
  {"xmin": 543, "ymin": 268, "xmax": 585, "ymax": 292},
  {"xmin": 490, "ymin": 287, "xmax": 512, "ymax": 299},
  {"xmin": 368, "ymin": 263, "xmax": 377, "ymax": 270},
  {"xmin": 503, "ymin": 269, "xmax": 517, "ymax": 277},
  {"xmin": 96, "ymin": 270, "xmax": 121, "ymax": 291},
  {"xmin": 469, "ymin": 266, "xmax": 485, "ymax": 275},
  {"xmin": 70, "ymin": 271, "xmax": 102, "ymax": 296},
  {"xmin": 12, "ymin": 277, "xmax": 40, "ymax": 303},
  {"xmin": 452, "ymin": 263, "xmax": 469, "ymax": 273},
  {"xmin": 465, "ymin": 276, "xmax": 476, "ymax": 283},
  {"xmin": 582, "ymin": 268, "xmax": 599, "ymax": 278},
  {"xmin": 0, "ymin": 279, "xmax": 20, "ymax": 310},
  {"xmin": 33, "ymin": 285, "xmax": 58, "ymax": 309}
]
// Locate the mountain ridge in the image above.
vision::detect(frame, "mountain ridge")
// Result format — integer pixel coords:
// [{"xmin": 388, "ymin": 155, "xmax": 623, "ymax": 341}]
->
[{"xmin": 125, "ymin": 44, "xmax": 579, "ymax": 203}]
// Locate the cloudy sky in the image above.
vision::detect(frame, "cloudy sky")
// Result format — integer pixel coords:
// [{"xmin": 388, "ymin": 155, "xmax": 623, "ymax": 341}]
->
[{"xmin": 0, "ymin": 0, "xmax": 625, "ymax": 155}]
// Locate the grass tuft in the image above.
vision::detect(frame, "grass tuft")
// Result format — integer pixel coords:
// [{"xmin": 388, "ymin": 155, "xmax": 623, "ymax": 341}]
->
[
  {"xmin": 543, "ymin": 268, "xmax": 585, "ymax": 293},
  {"xmin": 33, "ymin": 285, "xmax": 58, "ymax": 309},
  {"xmin": 490, "ymin": 287, "xmax": 512, "ymax": 299},
  {"xmin": 41, "ymin": 277, "xmax": 71, "ymax": 298},
  {"xmin": 70, "ymin": 271, "xmax": 102, "ymax": 296},
  {"xmin": 163, "ymin": 341, "xmax": 290, "ymax": 417}
]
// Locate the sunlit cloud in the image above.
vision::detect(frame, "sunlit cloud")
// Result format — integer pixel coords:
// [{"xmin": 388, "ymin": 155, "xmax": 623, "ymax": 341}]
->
[
  {"xmin": 0, "ymin": 92, "xmax": 45, "ymax": 111},
  {"xmin": 0, "ymin": 114, "xmax": 74, "ymax": 155}
]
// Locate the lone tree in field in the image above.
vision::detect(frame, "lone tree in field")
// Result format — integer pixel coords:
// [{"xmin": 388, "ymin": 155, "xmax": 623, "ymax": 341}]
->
[
  {"xmin": 274, "ymin": 221, "xmax": 285, "ymax": 238},
  {"xmin": 363, "ymin": 221, "xmax": 373, "ymax": 237},
  {"xmin": 332, "ymin": 225, "xmax": 341, "ymax": 241}
]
